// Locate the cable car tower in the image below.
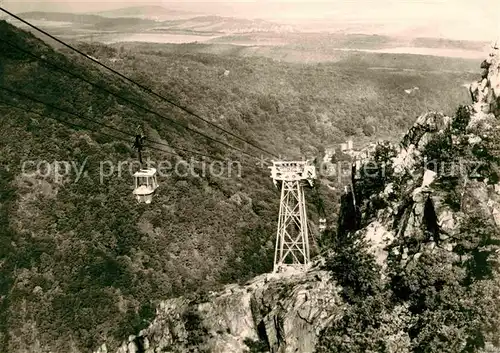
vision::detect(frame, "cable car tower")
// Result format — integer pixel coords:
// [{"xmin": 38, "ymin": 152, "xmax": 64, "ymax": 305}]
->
[{"xmin": 269, "ymin": 160, "xmax": 316, "ymax": 273}]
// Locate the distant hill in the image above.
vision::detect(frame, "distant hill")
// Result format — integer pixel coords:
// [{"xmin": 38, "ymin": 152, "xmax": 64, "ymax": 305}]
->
[
  {"xmin": 209, "ymin": 32, "xmax": 396, "ymax": 49},
  {"xmin": 15, "ymin": 11, "xmax": 160, "ymax": 31},
  {"xmin": 95, "ymin": 5, "xmax": 199, "ymax": 21},
  {"xmin": 165, "ymin": 15, "xmax": 296, "ymax": 34},
  {"xmin": 410, "ymin": 37, "xmax": 490, "ymax": 51},
  {"xmin": 16, "ymin": 11, "xmax": 105, "ymax": 25}
]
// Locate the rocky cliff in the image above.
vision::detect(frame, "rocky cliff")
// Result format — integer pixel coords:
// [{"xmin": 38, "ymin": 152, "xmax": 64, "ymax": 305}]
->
[
  {"xmin": 94, "ymin": 263, "xmax": 341, "ymax": 353},
  {"xmin": 99, "ymin": 46, "xmax": 500, "ymax": 353}
]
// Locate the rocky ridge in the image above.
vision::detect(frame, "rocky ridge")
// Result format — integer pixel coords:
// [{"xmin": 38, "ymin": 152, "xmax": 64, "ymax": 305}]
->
[
  {"xmin": 350, "ymin": 42, "xmax": 500, "ymax": 269},
  {"xmin": 95, "ymin": 263, "xmax": 342, "ymax": 353}
]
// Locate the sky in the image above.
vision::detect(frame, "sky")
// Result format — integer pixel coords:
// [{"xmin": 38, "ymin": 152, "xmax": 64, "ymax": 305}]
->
[{"xmin": 2, "ymin": 0, "xmax": 500, "ymax": 41}]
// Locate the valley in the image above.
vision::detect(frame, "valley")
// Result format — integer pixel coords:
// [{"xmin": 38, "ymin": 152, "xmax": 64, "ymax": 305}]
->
[{"xmin": 0, "ymin": 3, "xmax": 499, "ymax": 353}]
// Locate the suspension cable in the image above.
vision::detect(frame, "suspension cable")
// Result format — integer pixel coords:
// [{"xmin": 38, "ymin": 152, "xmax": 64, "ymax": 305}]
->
[
  {"xmin": 0, "ymin": 7, "xmax": 280, "ymax": 160},
  {"xmin": 0, "ymin": 86, "xmax": 237, "ymax": 162}
]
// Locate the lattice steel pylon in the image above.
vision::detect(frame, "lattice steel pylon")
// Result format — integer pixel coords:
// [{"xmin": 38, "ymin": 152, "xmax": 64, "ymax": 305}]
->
[{"xmin": 269, "ymin": 161, "xmax": 316, "ymax": 273}]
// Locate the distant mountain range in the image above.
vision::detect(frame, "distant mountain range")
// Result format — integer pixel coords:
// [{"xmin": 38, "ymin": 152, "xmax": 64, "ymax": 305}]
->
[{"xmin": 10, "ymin": 8, "xmax": 490, "ymax": 54}]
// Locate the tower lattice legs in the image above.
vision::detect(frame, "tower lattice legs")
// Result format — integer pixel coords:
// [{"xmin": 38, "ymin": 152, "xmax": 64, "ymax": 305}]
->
[{"xmin": 273, "ymin": 180, "xmax": 311, "ymax": 273}]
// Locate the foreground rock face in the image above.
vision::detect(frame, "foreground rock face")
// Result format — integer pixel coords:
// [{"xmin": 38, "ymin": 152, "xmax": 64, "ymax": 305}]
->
[{"xmin": 96, "ymin": 265, "xmax": 342, "ymax": 353}]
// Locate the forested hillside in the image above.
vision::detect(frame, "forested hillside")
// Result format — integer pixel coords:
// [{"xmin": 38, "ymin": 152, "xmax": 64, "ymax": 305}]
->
[
  {"xmin": 93, "ymin": 41, "xmax": 474, "ymax": 153},
  {"xmin": 0, "ymin": 20, "xmax": 475, "ymax": 352}
]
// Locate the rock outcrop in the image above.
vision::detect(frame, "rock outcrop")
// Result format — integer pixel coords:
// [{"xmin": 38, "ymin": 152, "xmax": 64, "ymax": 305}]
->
[
  {"xmin": 346, "ymin": 44, "xmax": 500, "ymax": 272},
  {"xmin": 96, "ymin": 264, "xmax": 342, "ymax": 353},
  {"xmin": 469, "ymin": 42, "xmax": 500, "ymax": 116}
]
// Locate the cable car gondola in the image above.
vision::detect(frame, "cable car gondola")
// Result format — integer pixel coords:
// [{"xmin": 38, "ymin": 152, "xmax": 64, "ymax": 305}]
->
[
  {"xmin": 133, "ymin": 168, "xmax": 158, "ymax": 204},
  {"xmin": 132, "ymin": 127, "xmax": 158, "ymax": 204}
]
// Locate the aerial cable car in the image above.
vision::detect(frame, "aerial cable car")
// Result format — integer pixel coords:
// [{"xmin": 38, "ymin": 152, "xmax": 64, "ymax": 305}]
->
[{"xmin": 132, "ymin": 126, "xmax": 158, "ymax": 204}]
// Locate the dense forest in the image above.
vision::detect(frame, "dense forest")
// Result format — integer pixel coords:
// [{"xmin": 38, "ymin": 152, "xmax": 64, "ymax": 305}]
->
[{"xmin": 0, "ymin": 20, "xmax": 476, "ymax": 352}]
